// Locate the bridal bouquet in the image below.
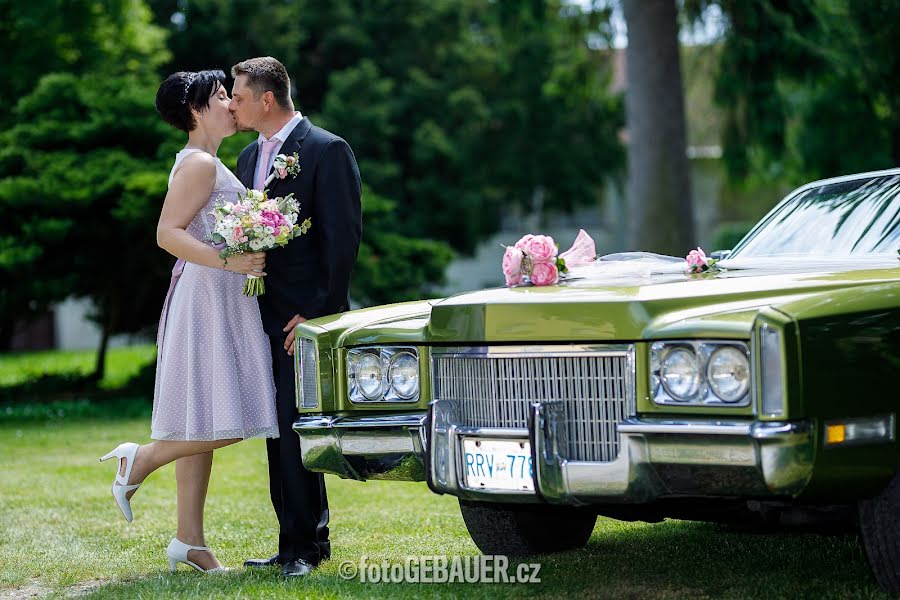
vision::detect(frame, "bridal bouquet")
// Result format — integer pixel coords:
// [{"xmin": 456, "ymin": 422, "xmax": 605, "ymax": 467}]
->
[
  {"xmin": 502, "ymin": 229, "xmax": 597, "ymax": 287},
  {"xmin": 210, "ymin": 189, "xmax": 312, "ymax": 296}
]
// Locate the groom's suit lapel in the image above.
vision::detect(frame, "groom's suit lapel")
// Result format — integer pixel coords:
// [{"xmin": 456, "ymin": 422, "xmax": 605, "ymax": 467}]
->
[
  {"xmin": 266, "ymin": 117, "xmax": 313, "ymax": 196},
  {"xmin": 240, "ymin": 142, "xmax": 259, "ymax": 189}
]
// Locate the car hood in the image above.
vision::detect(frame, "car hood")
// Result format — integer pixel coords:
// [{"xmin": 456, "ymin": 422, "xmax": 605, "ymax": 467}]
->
[{"xmin": 309, "ymin": 262, "xmax": 900, "ymax": 346}]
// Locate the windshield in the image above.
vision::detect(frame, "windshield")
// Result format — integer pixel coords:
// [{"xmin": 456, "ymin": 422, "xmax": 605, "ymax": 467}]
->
[{"xmin": 732, "ymin": 175, "xmax": 900, "ymax": 258}]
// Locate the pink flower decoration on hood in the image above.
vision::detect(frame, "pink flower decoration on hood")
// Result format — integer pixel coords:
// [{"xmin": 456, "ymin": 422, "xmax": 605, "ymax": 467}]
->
[
  {"xmin": 524, "ymin": 235, "xmax": 557, "ymax": 262},
  {"xmin": 558, "ymin": 229, "xmax": 596, "ymax": 267},
  {"xmin": 502, "ymin": 246, "xmax": 523, "ymax": 286},
  {"xmin": 686, "ymin": 247, "xmax": 709, "ymax": 269},
  {"xmin": 530, "ymin": 261, "xmax": 559, "ymax": 286},
  {"xmin": 514, "ymin": 234, "xmax": 534, "ymax": 250}
]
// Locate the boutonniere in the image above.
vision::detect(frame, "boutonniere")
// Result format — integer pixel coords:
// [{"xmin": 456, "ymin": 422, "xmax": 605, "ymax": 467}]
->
[{"xmin": 264, "ymin": 152, "xmax": 301, "ymax": 187}]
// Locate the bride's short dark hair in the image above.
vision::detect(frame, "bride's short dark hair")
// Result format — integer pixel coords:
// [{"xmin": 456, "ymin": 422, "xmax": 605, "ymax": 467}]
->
[
  {"xmin": 231, "ymin": 57, "xmax": 293, "ymax": 111},
  {"xmin": 155, "ymin": 70, "xmax": 227, "ymax": 132}
]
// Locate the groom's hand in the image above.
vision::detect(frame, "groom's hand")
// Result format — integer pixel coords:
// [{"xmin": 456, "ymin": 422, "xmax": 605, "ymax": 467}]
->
[{"xmin": 283, "ymin": 314, "xmax": 307, "ymax": 356}]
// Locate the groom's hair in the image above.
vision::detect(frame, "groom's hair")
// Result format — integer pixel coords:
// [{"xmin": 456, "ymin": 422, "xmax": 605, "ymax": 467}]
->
[
  {"xmin": 156, "ymin": 70, "xmax": 227, "ymax": 132},
  {"xmin": 231, "ymin": 57, "xmax": 293, "ymax": 111}
]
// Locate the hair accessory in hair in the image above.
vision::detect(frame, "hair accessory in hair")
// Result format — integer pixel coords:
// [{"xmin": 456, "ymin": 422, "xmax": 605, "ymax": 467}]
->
[{"xmin": 180, "ymin": 73, "xmax": 197, "ymax": 104}]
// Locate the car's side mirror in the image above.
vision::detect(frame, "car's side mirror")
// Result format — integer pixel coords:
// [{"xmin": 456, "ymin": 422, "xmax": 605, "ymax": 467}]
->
[{"xmin": 709, "ymin": 250, "xmax": 732, "ymax": 260}]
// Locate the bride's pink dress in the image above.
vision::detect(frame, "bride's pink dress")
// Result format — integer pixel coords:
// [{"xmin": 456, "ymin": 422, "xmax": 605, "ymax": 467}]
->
[{"xmin": 151, "ymin": 148, "xmax": 278, "ymax": 441}]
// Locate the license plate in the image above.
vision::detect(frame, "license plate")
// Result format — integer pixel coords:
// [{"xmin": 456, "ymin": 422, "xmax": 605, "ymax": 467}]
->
[{"xmin": 462, "ymin": 438, "xmax": 534, "ymax": 491}]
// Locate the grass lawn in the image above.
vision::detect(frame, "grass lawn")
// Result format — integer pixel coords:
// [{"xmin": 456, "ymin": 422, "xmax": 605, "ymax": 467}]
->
[
  {"xmin": 0, "ymin": 345, "xmax": 157, "ymax": 390},
  {"xmin": 0, "ymin": 416, "xmax": 889, "ymax": 599}
]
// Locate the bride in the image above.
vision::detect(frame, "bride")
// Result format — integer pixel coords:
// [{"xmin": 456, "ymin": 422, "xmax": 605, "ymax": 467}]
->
[{"xmin": 99, "ymin": 70, "xmax": 278, "ymax": 572}]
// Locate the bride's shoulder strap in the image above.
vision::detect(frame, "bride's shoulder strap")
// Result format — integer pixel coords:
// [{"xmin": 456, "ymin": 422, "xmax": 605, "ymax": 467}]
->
[{"xmin": 168, "ymin": 149, "xmax": 215, "ymax": 187}]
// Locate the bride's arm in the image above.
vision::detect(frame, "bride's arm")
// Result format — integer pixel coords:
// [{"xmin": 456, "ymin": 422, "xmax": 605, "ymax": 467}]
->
[{"xmin": 157, "ymin": 153, "xmax": 266, "ymax": 275}]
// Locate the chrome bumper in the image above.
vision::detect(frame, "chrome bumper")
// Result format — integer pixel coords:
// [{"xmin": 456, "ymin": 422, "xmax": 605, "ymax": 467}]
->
[
  {"xmin": 295, "ymin": 401, "xmax": 816, "ymax": 505},
  {"xmin": 294, "ymin": 413, "xmax": 427, "ymax": 481},
  {"xmin": 428, "ymin": 399, "xmax": 816, "ymax": 505}
]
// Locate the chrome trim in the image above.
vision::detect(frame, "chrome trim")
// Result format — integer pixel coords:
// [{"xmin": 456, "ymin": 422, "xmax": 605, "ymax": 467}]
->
[
  {"xmin": 294, "ymin": 409, "xmax": 816, "ymax": 504},
  {"xmin": 293, "ymin": 413, "xmax": 427, "ymax": 481},
  {"xmin": 431, "ymin": 345, "xmax": 635, "ymax": 463},
  {"xmin": 427, "ymin": 398, "xmax": 816, "ymax": 504},
  {"xmin": 617, "ymin": 419, "xmax": 753, "ymax": 435},
  {"xmin": 297, "ymin": 337, "xmax": 320, "ymax": 409},
  {"xmin": 758, "ymin": 322, "xmax": 786, "ymax": 417},
  {"xmin": 650, "ymin": 340, "xmax": 751, "ymax": 407},
  {"xmin": 429, "ymin": 399, "xmax": 537, "ymax": 502},
  {"xmin": 347, "ymin": 346, "xmax": 420, "ymax": 404}
]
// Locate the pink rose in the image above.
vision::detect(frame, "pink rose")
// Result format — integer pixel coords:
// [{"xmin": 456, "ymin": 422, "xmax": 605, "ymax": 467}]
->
[
  {"xmin": 277, "ymin": 168, "xmax": 288, "ymax": 179},
  {"xmin": 259, "ymin": 210, "xmax": 286, "ymax": 229},
  {"xmin": 502, "ymin": 247, "xmax": 523, "ymax": 286},
  {"xmin": 530, "ymin": 261, "xmax": 559, "ymax": 286},
  {"xmin": 286, "ymin": 156, "xmax": 296, "ymax": 165},
  {"xmin": 524, "ymin": 235, "xmax": 558, "ymax": 262},
  {"xmin": 686, "ymin": 247, "xmax": 708, "ymax": 270},
  {"xmin": 514, "ymin": 234, "xmax": 534, "ymax": 250},
  {"xmin": 233, "ymin": 226, "xmax": 243, "ymax": 240}
]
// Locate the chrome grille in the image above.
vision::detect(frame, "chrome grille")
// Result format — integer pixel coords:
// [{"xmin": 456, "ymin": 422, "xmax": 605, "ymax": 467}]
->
[
  {"xmin": 297, "ymin": 338, "xmax": 319, "ymax": 409},
  {"xmin": 431, "ymin": 347, "xmax": 633, "ymax": 462}
]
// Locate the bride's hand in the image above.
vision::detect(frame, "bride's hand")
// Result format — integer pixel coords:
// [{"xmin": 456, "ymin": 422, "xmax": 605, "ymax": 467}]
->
[{"xmin": 224, "ymin": 252, "xmax": 267, "ymax": 276}]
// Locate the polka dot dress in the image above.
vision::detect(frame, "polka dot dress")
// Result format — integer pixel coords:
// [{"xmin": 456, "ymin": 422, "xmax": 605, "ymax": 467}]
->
[{"xmin": 151, "ymin": 149, "xmax": 279, "ymax": 441}]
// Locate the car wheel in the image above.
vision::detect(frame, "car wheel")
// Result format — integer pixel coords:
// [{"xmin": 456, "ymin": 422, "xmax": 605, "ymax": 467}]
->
[
  {"xmin": 859, "ymin": 470, "xmax": 900, "ymax": 595},
  {"xmin": 459, "ymin": 500, "xmax": 596, "ymax": 556}
]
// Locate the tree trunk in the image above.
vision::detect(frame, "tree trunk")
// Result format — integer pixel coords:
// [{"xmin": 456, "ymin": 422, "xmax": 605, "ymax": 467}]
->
[
  {"xmin": 0, "ymin": 318, "xmax": 14, "ymax": 352},
  {"xmin": 93, "ymin": 324, "xmax": 110, "ymax": 384},
  {"xmin": 622, "ymin": 0, "xmax": 695, "ymax": 254},
  {"xmin": 92, "ymin": 300, "xmax": 119, "ymax": 384}
]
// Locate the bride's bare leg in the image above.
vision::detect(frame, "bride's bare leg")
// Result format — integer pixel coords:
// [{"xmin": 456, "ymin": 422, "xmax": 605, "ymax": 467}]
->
[
  {"xmin": 175, "ymin": 452, "xmax": 221, "ymax": 570},
  {"xmin": 120, "ymin": 439, "xmax": 240, "ymax": 499}
]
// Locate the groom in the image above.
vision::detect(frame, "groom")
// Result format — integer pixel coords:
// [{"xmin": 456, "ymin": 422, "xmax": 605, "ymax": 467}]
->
[{"xmin": 229, "ymin": 56, "xmax": 362, "ymax": 577}]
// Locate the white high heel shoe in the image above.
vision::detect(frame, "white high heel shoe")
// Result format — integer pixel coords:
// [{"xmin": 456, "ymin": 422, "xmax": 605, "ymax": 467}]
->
[
  {"xmin": 166, "ymin": 538, "xmax": 228, "ymax": 573},
  {"xmin": 98, "ymin": 442, "xmax": 141, "ymax": 523}
]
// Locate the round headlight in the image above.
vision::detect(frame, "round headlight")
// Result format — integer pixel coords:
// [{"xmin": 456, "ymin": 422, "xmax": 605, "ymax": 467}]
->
[
  {"xmin": 389, "ymin": 352, "xmax": 419, "ymax": 399},
  {"xmin": 356, "ymin": 352, "xmax": 385, "ymax": 400},
  {"xmin": 661, "ymin": 348, "xmax": 701, "ymax": 400},
  {"xmin": 707, "ymin": 346, "xmax": 750, "ymax": 402}
]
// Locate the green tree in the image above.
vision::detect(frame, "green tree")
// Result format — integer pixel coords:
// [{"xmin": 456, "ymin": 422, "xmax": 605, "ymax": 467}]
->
[
  {"xmin": 0, "ymin": 73, "xmax": 177, "ymax": 373},
  {"xmin": 0, "ymin": 0, "xmax": 168, "ymax": 125},
  {"xmin": 352, "ymin": 186, "xmax": 454, "ymax": 306},
  {"xmin": 148, "ymin": 0, "xmax": 624, "ymax": 253},
  {"xmin": 687, "ymin": 0, "xmax": 899, "ymax": 183}
]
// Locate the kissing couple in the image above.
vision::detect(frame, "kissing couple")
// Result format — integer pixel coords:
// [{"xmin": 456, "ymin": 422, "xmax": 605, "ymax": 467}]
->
[{"xmin": 99, "ymin": 56, "xmax": 362, "ymax": 577}]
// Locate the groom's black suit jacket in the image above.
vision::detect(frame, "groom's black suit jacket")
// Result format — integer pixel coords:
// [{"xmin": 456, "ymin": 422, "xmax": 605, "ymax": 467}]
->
[{"xmin": 237, "ymin": 117, "xmax": 362, "ymax": 336}]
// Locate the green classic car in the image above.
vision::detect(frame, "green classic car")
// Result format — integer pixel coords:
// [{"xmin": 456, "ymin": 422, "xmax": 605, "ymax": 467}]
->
[{"xmin": 292, "ymin": 169, "xmax": 900, "ymax": 593}]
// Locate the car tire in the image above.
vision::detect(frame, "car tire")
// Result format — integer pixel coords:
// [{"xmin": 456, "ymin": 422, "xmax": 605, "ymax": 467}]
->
[
  {"xmin": 859, "ymin": 470, "xmax": 900, "ymax": 595},
  {"xmin": 459, "ymin": 500, "xmax": 596, "ymax": 556}
]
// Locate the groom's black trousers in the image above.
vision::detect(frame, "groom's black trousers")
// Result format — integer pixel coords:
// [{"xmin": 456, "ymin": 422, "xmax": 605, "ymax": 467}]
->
[{"xmin": 267, "ymin": 335, "xmax": 330, "ymax": 564}]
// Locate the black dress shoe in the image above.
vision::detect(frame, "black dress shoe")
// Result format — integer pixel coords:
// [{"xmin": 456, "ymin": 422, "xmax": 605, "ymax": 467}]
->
[
  {"xmin": 282, "ymin": 558, "xmax": 315, "ymax": 577},
  {"xmin": 244, "ymin": 554, "xmax": 281, "ymax": 568}
]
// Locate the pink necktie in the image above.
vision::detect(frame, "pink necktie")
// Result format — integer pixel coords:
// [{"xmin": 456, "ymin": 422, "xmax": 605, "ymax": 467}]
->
[{"xmin": 254, "ymin": 139, "xmax": 280, "ymax": 190}]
